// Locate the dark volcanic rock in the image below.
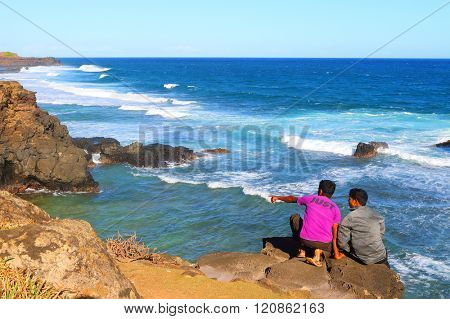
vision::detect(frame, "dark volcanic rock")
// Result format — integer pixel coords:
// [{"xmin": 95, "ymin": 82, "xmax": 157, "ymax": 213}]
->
[
  {"xmin": 0, "ymin": 81, "xmax": 98, "ymax": 193},
  {"xmin": 261, "ymin": 237, "xmax": 301, "ymax": 262},
  {"xmin": 353, "ymin": 141, "xmax": 388, "ymax": 158},
  {"xmin": 0, "ymin": 191, "xmax": 138, "ymax": 298},
  {"xmin": 202, "ymin": 148, "xmax": 231, "ymax": 154},
  {"xmin": 77, "ymin": 138, "xmax": 197, "ymax": 168},
  {"xmin": 72, "ymin": 137, "xmax": 121, "ymax": 154},
  {"xmin": 436, "ymin": 140, "xmax": 450, "ymax": 148}
]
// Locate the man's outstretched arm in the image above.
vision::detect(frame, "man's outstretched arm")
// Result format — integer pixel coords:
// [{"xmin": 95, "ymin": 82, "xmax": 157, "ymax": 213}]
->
[{"xmin": 270, "ymin": 195, "xmax": 298, "ymax": 203}]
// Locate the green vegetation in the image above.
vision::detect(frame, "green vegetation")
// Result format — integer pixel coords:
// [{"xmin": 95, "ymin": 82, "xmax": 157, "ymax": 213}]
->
[
  {"xmin": 0, "ymin": 257, "xmax": 63, "ymax": 299},
  {"xmin": 0, "ymin": 52, "xmax": 18, "ymax": 58}
]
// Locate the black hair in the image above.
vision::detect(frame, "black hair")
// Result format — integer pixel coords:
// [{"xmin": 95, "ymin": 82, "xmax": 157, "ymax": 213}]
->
[
  {"xmin": 318, "ymin": 180, "xmax": 336, "ymax": 198},
  {"xmin": 349, "ymin": 188, "xmax": 368, "ymax": 206}
]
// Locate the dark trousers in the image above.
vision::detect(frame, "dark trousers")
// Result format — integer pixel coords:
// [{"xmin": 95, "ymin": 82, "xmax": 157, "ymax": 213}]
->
[{"xmin": 290, "ymin": 214, "xmax": 332, "ymax": 255}]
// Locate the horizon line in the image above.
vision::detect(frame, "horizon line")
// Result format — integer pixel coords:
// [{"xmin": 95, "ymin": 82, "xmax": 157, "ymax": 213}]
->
[{"xmin": 53, "ymin": 56, "xmax": 450, "ymax": 60}]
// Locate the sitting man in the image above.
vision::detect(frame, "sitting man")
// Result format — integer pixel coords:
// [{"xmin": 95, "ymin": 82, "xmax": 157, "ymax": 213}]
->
[
  {"xmin": 337, "ymin": 188, "xmax": 389, "ymax": 267},
  {"xmin": 270, "ymin": 180, "xmax": 341, "ymax": 267}
]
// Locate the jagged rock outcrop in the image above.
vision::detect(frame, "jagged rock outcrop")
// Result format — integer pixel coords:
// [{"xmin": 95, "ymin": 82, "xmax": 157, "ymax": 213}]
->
[
  {"xmin": 0, "ymin": 191, "xmax": 138, "ymax": 298},
  {"xmin": 197, "ymin": 237, "xmax": 404, "ymax": 299},
  {"xmin": 353, "ymin": 141, "xmax": 389, "ymax": 158},
  {"xmin": 435, "ymin": 140, "xmax": 449, "ymax": 148},
  {"xmin": 0, "ymin": 81, "xmax": 98, "ymax": 193},
  {"xmin": 74, "ymin": 137, "xmax": 196, "ymax": 168},
  {"xmin": 201, "ymin": 148, "xmax": 231, "ymax": 154},
  {"xmin": 0, "ymin": 52, "xmax": 61, "ymax": 72}
]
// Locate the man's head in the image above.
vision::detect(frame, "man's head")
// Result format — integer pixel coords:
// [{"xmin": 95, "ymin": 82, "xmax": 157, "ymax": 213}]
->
[
  {"xmin": 318, "ymin": 180, "xmax": 336, "ymax": 198},
  {"xmin": 348, "ymin": 188, "xmax": 368, "ymax": 208}
]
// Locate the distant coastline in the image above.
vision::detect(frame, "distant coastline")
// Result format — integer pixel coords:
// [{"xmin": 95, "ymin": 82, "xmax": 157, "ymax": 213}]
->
[{"xmin": 0, "ymin": 51, "xmax": 61, "ymax": 73}]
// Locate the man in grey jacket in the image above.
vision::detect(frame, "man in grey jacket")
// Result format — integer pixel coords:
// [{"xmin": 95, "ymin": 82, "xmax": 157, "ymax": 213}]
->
[{"xmin": 337, "ymin": 188, "xmax": 389, "ymax": 267}]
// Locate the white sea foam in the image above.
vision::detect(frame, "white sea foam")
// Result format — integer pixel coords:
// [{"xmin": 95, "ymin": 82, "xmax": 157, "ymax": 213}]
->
[
  {"xmin": 79, "ymin": 64, "xmax": 111, "ymax": 72},
  {"xmin": 154, "ymin": 171, "xmax": 272, "ymax": 201},
  {"xmin": 390, "ymin": 252, "xmax": 450, "ymax": 282},
  {"xmin": 282, "ymin": 135, "xmax": 450, "ymax": 168},
  {"xmin": 46, "ymin": 72, "xmax": 59, "ymax": 77},
  {"xmin": 145, "ymin": 109, "xmax": 188, "ymax": 118},
  {"xmin": 42, "ymin": 81, "xmax": 196, "ymax": 107},
  {"xmin": 380, "ymin": 148, "xmax": 450, "ymax": 168},
  {"xmin": 281, "ymin": 135, "xmax": 354, "ymax": 156},
  {"xmin": 99, "ymin": 73, "xmax": 109, "ymax": 79},
  {"xmin": 158, "ymin": 175, "xmax": 201, "ymax": 184},
  {"xmin": 119, "ymin": 105, "xmax": 151, "ymax": 111},
  {"xmin": 91, "ymin": 153, "xmax": 101, "ymax": 164},
  {"xmin": 163, "ymin": 83, "xmax": 179, "ymax": 89},
  {"xmin": 19, "ymin": 66, "xmax": 76, "ymax": 73}
]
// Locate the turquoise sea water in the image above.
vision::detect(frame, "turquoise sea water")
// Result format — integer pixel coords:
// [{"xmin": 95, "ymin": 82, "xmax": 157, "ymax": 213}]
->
[{"xmin": 1, "ymin": 58, "xmax": 449, "ymax": 298}]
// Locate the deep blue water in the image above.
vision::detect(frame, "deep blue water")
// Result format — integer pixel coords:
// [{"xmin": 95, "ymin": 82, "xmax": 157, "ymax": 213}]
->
[{"xmin": 2, "ymin": 58, "xmax": 449, "ymax": 298}]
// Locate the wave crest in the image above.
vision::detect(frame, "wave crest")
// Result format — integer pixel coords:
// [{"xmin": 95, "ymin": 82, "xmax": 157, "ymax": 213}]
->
[{"xmin": 79, "ymin": 64, "xmax": 111, "ymax": 72}]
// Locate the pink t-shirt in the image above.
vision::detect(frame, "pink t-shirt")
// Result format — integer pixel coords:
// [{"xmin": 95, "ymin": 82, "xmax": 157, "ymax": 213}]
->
[{"xmin": 297, "ymin": 195, "xmax": 341, "ymax": 243}]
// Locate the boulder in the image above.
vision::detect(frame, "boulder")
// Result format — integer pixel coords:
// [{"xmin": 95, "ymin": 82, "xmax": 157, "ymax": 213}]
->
[
  {"xmin": 0, "ymin": 190, "xmax": 51, "ymax": 230},
  {"xmin": 369, "ymin": 141, "xmax": 389, "ymax": 150},
  {"xmin": 197, "ymin": 252, "xmax": 279, "ymax": 282},
  {"xmin": 0, "ymin": 81, "xmax": 98, "ymax": 193},
  {"xmin": 353, "ymin": 141, "xmax": 388, "ymax": 158},
  {"xmin": 263, "ymin": 258, "xmax": 331, "ymax": 297},
  {"xmin": 261, "ymin": 237, "xmax": 301, "ymax": 262},
  {"xmin": 0, "ymin": 191, "xmax": 138, "ymax": 298},
  {"xmin": 72, "ymin": 137, "xmax": 121, "ymax": 155},
  {"xmin": 201, "ymin": 148, "xmax": 231, "ymax": 154},
  {"xmin": 327, "ymin": 257, "xmax": 404, "ymax": 299},
  {"xmin": 435, "ymin": 140, "xmax": 449, "ymax": 148},
  {"xmin": 101, "ymin": 141, "xmax": 196, "ymax": 168}
]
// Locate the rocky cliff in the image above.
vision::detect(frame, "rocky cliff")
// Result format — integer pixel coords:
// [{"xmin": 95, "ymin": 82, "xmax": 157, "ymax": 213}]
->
[
  {"xmin": 0, "ymin": 191, "xmax": 138, "ymax": 298},
  {"xmin": 0, "ymin": 52, "xmax": 61, "ymax": 72},
  {"xmin": 0, "ymin": 81, "xmax": 98, "ymax": 193}
]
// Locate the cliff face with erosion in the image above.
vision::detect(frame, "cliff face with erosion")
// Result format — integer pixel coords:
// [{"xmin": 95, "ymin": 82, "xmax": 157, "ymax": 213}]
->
[
  {"xmin": 0, "ymin": 191, "xmax": 138, "ymax": 298},
  {"xmin": 0, "ymin": 81, "xmax": 98, "ymax": 192},
  {"xmin": 0, "ymin": 52, "xmax": 61, "ymax": 72}
]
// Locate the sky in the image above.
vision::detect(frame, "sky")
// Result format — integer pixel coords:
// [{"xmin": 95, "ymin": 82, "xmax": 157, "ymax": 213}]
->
[{"xmin": 0, "ymin": 0, "xmax": 449, "ymax": 58}]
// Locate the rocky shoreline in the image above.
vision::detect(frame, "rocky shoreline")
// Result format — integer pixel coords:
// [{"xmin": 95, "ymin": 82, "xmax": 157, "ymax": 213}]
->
[
  {"xmin": 0, "ymin": 78, "xmax": 405, "ymax": 298},
  {"xmin": 0, "ymin": 191, "xmax": 403, "ymax": 299}
]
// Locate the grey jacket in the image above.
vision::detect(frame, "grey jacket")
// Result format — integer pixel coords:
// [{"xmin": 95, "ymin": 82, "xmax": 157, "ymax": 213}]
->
[{"xmin": 338, "ymin": 206, "xmax": 386, "ymax": 265}]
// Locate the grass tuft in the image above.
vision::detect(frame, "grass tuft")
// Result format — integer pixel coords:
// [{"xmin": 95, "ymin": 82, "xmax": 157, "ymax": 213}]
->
[{"xmin": 0, "ymin": 257, "xmax": 63, "ymax": 299}]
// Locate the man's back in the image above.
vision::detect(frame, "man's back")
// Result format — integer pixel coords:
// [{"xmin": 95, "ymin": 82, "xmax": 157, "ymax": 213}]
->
[{"xmin": 338, "ymin": 206, "xmax": 386, "ymax": 264}]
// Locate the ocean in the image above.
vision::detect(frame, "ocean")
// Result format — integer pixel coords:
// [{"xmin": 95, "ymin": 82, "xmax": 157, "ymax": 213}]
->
[{"xmin": 1, "ymin": 58, "xmax": 449, "ymax": 298}]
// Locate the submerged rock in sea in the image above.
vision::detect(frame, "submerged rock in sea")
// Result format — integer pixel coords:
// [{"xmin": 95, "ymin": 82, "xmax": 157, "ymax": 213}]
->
[
  {"xmin": 0, "ymin": 191, "xmax": 138, "ymax": 298},
  {"xmin": 197, "ymin": 237, "xmax": 404, "ymax": 298},
  {"xmin": 76, "ymin": 137, "xmax": 197, "ymax": 168},
  {"xmin": 0, "ymin": 81, "xmax": 98, "ymax": 193},
  {"xmin": 201, "ymin": 148, "xmax": 231, "ymax": 154},
  {"xmin": 435, "ymin": 140, "xmax": 449, "ymax": 148},
  {"xmin": 353, "ymin": 141, "xmax": 389, "ymax": 158}
]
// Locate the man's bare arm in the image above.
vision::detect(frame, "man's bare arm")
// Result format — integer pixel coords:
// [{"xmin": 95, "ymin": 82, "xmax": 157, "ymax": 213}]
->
[{"xmin": 270, "ymin": 195, "xmax": 298, "ymax": 203}]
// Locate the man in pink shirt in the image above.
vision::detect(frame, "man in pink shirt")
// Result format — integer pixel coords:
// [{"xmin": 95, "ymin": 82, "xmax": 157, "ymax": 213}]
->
[{"xmin": 270, "ymin": 180, "xmax": 342, "ymax": 267}]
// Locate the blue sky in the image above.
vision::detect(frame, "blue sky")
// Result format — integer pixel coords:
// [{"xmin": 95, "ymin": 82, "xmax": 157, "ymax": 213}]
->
[{"xmin": 1, "ymin": 0, "xmax": 449, "ymax": 58}]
